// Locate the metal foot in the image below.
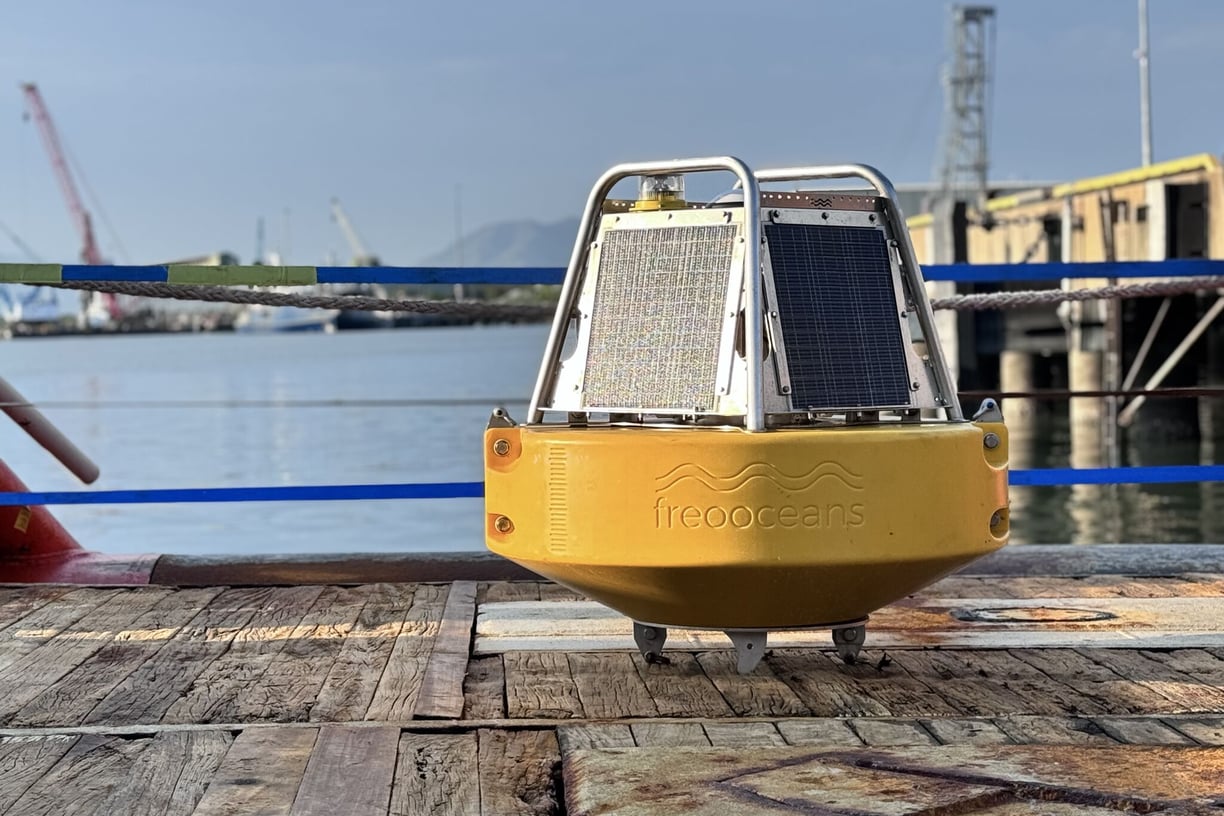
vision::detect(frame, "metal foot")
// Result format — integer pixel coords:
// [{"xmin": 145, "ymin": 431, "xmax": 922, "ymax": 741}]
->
[
  {"xmin": 633, "ymin": 622, "xmax": 668, "ymax": 665},
  {"xmin": 726, "ymin": 630, "xmax": 768, "ymax": 674},
  {"xmin": 832, "ymin": 623, "xmax": 866, "ymax": 664}
]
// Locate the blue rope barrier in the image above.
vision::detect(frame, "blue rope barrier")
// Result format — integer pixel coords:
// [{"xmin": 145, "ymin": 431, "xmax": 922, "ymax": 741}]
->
[
  {"xmin": 0, "ymin": 466, "xmax": 1219, "ymax": 506},
  {"xmin": 5, "ymin": 259, "xmax": 1221, "ymax": 287}
]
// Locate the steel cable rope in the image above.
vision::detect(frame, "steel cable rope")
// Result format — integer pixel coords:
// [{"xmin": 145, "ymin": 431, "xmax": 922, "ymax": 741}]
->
[{"xmin": 38, "ymin": 275, "xmax": 1224, "ymax": 316}]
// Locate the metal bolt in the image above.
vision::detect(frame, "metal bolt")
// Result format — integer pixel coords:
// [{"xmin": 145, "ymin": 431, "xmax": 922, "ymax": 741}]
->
[
  {"xmin": 868, "ymin": 213, "xmax": 876, "ymax": 222},
  {"xmin": 983, "ymin": 432, "xmax": 1000, "ymax": 450},
  {"xmin": 643, "ymin": 627, "xmax": 658, "ymax": 641},
  {"xmin": 770, "ymin": 310, "xmax": 778, "ymax": 318},
  {"xmin": 900, "ymin": 310, "xmax": 908, "ymax": 318},
  {"xmin": 494, "ymin": 516, "xmax": 513, "ymax": 533},
  {"xmin": 821, "ymin": 212, "xmax": 829, "ymax": 220},
  {"xmin": 492, "ymin": 439, "xmax": 511, "ymax": 456},
  {"xmin": 989, "ymin": 511, "xmax": 1002, "ymax": 529},
  {"xmin": 781, "ymin": 385, "xmax": 791, "ymax": 394},
  {"xmin": 911, "ymin": 381, "xmax": 921, "ymax": 391}
]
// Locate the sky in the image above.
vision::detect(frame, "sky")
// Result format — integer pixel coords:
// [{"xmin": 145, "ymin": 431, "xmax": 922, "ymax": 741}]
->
[{"xmin": 0, "ymin": 0, "xmax": 1222, "ymax": 267}]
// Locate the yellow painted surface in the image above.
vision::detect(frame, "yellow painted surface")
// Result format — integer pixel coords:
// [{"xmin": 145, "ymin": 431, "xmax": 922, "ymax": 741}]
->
[{"xmin": 486, "ymin": 422, "xmax": 1008, "ymax": 629}]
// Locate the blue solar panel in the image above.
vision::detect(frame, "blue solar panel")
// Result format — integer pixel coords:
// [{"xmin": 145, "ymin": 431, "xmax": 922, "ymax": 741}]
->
[{"xmin": 765, "ymin": 223, "xmax": 912, "ymax": 410}]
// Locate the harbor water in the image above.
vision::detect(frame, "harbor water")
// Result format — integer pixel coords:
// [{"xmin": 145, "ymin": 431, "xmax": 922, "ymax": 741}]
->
[{"xmin": 2, "ymin": 325, "xmax": 1221, "ymax": 556}]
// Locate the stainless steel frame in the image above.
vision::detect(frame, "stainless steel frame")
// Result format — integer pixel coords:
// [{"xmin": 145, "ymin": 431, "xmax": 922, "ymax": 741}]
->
[
  {"xmin": 754, "ymin": 164, "xmax": 962, "ymax": 420},
  {"xmin": 526, "ymin": 159, "xmax": 961, "ymax": 430},
  {"xmin": 527, "ymin": 158, "xmax": 765, "ymax": 429}
]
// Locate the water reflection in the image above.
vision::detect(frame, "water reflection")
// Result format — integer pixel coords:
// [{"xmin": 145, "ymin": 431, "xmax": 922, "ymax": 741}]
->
[{"xmin": 1008, "ymin": 408, "xmax": 1223, "ymax": 545}]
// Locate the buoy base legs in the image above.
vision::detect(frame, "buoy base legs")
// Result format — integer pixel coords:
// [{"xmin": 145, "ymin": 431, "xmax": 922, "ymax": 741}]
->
[
  {"xmin": 833, "ymin": 621, "xmax": 868, "ymax": 664},
  {"xmin": 634, "ymin": 618, "xmax": 870, "ymax": 674},
  {"xmin": 726, "ymin": 630, "xmax": 768, "ymax": 673}
]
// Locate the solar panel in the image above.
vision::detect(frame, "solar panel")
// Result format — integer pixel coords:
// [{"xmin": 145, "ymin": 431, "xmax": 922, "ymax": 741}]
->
[
  {"xmin": 765, "ymin": 223, "xmax": 912, "ymax": 410},
  {"xmin": 582, "ymin": 224, "xmax": 737, "ymax": 410}
]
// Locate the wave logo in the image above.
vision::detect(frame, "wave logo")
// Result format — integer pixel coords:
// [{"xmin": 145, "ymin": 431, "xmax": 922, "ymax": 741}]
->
[
  {"xmin": 653, "ymin": 461, "xmax": 866, "ymax": 532},
  {"xmin": 654, "ymin": 462, "xmax": 864, "ymax": 494}
]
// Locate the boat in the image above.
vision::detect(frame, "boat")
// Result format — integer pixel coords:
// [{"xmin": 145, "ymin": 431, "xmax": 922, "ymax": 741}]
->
[{"xmin": 234, "ymin": 303, "xmax": 339, "ymax": 333}]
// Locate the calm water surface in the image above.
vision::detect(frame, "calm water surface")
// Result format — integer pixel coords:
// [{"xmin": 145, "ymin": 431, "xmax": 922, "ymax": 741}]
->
[{"xmin": 2, "ymin": 326, "xmax": 1220, "ymax": 555}]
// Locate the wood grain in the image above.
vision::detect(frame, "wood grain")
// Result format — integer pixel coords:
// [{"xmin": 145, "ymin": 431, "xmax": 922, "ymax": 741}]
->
[
  {"xmin": 4, "ymin": 733, "xmax": 150, "ymax": 816},
  {"xmin": 190, "ymin": 727, "xmax": 317, "ymax": 816},
  {"xmin": 568, "ymin": 652, "xmax": 658, "ymax": 718},
  {"xmin": 235, "ymin": 586, "xmax": 368, "ymax": 722},
  {"xmin": 0, "ymin": 735, "xmax": 78, "ymax": 813},
  {"xmin": 290, "ymin": 726, "xmax": 399, "ymax": 816},
  {"xmin": 504, "ymin": 652, "xmax": 583, "ymax": 719},
  {"xmin": 391, "ymin": 732, "xmax": 479, "ymax": 816},
  {"xmin": 85, "ymin": 586, "xmax": 279, "ymax": 726},
  {"xmin": 365, "ymin": 584, "xmax": 448, "ymax": 721},
  {"xmin": 477, "ymin": 728, "xmax": 560, "ymax": 816},
  {"xmin": 9, "ymin": 588, "xmax": 222, "ymax": 728},
  {"xmin": 163, "ymin": 585, "xmax": 325, "ymax": 724},
  {"xmin": 462, "ymin": 654, "xmax": 506, "ymax": 720},
  {"xmin": 695, "ymin": 650, "xmax": 810, "ymax": 717},
  {"xmin": 633, "ymin": 652, "xmax": 732, "ymax": 718},
  {"xmin": 90, "ymin": 729, "xmax": 232, "ymax": 816},
  {"xmin": 702, "ymin": 721, "xmax": 786, "ymax": 747},
  {"xmin": 309, "ymin": 583, "xmax": 416, "ymax": 722},
  {"xmin": 414, "ymin": 581, "xmax": 478, "ymax": 719},
  {"xmin": 556, "ymin": 724, "xmax": 635, "ymax": 753}
]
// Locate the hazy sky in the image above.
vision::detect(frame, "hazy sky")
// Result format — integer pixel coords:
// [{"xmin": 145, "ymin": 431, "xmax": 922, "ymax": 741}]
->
[{"xmin": 0, "ymin": 0, "xmax": 1221, "ymax": 266}]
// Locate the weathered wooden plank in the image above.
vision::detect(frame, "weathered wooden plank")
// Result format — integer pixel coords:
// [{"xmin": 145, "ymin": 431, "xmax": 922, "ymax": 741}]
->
[
  {"xmin": 568, "ymin": 653, "xmax": 658, "ymax": 718},
  {"xmin": 0, "ymin": 588, "xmax": 171, "ymax": 723},
  {"xmin": 309, "ymin": 583, "xmax": 416, "ymax": 723},
  {"xmin": 775, "ymin": 718, "xmax": 864, "ymax": 746},
  {"xmin": 1166, "ymin": 716, "xmax": 1224, "ymax": 745},
  {"xmin": 5, "ymin": 734, "xmax": 150, "ymax": 816},
  {"xmin": 413, "ymin": 581, "xmax": 478, "ymax": 719},
  {"xmin": 10, "ymin": 588, "xmax": 223, "ymax": 728},
  {"xmin": 235, "ymin": 586, "xmax": 369, "ymax": 722},
  {"xmin": 819, "ymin": 651, "xmax": 961, "ymax": 717},
  {"xmin": 849, "ymin": 719, "xmax": 938, "ymax": 746},
  {"xmin": 768, "ymin": 649, "xmax": 890, "ymax": 717},
  {"xmin": 504, "ymin": 652, "xmax": 583, "ymax": 719},
  {"xmin": 477, "ymin": 728, "xmax": 560, "ymax": 816},
  {"xmin": 630, "ymin": 722, "xmax": 710, "ymax": 747},
  {"xmin": 462, "ymin": 654, "xmax": 506, "ymax": 720},
  {"xmin": 1078, "ymin": 648, "xmax": 1224, "ymax": 712},
  {"xmin": 0, "ymin": 735, "xmax": 78, "ymax": 813},
  {"xmin": 391, "ymin": 732, "xmax": 479, "ymax": 816},
  {"xmin": 1142, "ymin": 647, "xmax": 1224, "ymax": 685},
  {"xmin": 1093, "ymin": 716, "xmax": 1198, "ymax": 745},
  {"xmin": 0, "ymin": 588, "xmax": 114, "ymax": 672},
  {"xmin": 888, "ymin": 650, "xmax": 1053, "ymax": 717},
  {"xmin": 365, "ymin": 584, "xmax": 448, "ymax": 721},
  {"xmin": 937, "ymin": 650, "xmax": 1112, "ymax": 716},
  {"xmin": 556, "ymin": 724, "xmax": 635, "ymax": 753},
  {"xmin": 291, "ymin": 726, "xmax": 399, "ymax": 816},
  {"xmin": 922, "ymin": 718, "xmax": 1015, "ymax": 745},
  {"xmin": 163, "ymin": 585, "xmax": 326, "ymax": 724},
  {"xmin": 695, "ymin": 651, "xmax": 810, "ymax": 717},
  {"xmin": 702, "ymin": 721, "xmax": 786, "ymax": 747},
  {"xmin": 1009, "ymin": 648, "xmax": 1164, "ymax": 715},
  {"xmin": 191, "ymin": 727, "xmax": 317, "ymax": 816},
  {"xmin": 632, "ymin": 652, "xmax": 733, "ymax": 718},
  {"xmin": 90, "ymin": 729, "xmax": 232, "ymax": 816},
  {"xmin": 992, "ymin": 715, "xmax": 1118, "ymax": 745},
  {"xmin": 537, "ymin": 583, "xmax": 583, "ymax": 602},
  {"xmin": 920, "ymin": 576, "xmax": 1021, "ymax": 598},
  {"xmin": 85, "ymin": 586, "xmax": 279, "ymax": 726},
  {"xmin": 0, "ymin": 586, "xmax": 71, "ymax": 636},
  {"xmin": 483, "ymin": 582, "xmax": 540, "ymax": 603}
]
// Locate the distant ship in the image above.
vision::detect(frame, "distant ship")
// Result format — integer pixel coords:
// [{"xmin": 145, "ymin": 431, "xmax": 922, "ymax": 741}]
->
[{"xmin": 234, "ymin": 303, "xmax": 339, "ymax": 333}]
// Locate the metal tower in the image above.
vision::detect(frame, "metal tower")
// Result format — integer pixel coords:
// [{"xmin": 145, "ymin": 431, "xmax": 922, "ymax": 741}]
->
[{"xmin": 935, "ymin": 5, "xmax": 996, "ymax": 221}]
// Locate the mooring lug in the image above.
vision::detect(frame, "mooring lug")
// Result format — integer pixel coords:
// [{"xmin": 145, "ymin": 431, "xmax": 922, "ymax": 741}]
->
[
  {"xmin": 726, "ymin": 630, "xmax": 768, "ymax": 674},
  {"xmin": 832, "ymin": 622, "xmax": 867, "ymax": 664},
  {"xmin": 633, "ymin": 622, "xmax": 668, "ymax": 665}
]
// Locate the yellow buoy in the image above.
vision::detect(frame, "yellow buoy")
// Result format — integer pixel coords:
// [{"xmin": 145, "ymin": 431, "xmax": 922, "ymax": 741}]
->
[{"xmin": 485, "ymin": 157, "xmax": 1008, "ymax": 672}]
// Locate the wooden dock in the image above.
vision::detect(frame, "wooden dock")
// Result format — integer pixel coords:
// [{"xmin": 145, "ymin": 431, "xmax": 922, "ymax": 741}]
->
[{"xmin": 2, "ymin": 551, "xmax": 1224, "ymax": 814}]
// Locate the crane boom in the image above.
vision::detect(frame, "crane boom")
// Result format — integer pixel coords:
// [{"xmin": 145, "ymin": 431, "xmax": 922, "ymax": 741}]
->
[
  {"xmin": 21, "ymin": 83, "xmax": 102, "ymax": 266},
  {"xmin": 330, "ymin": 197, "xmax": 379, "ymax": 266}
]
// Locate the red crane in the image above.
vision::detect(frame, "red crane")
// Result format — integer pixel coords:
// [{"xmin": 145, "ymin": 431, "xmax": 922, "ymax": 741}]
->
[{"xmin": 20, "ymin": 83, "xmax": 103, "ymax": 266}]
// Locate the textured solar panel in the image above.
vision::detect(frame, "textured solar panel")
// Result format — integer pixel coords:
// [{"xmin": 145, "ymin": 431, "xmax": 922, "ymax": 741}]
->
[
  {"xmin": 582, "ymin": 224, "xmax": 736, "ymax": 410},
  {"xmin": 765, "ymin": 223, "xmax": 912, "ymax": 410}
]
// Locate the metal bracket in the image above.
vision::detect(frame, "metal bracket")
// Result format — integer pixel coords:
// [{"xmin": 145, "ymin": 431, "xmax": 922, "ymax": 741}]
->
[
  {"xmin": 832, "ymin": 621, "xmax": 867, "ymax": 664},
  {"xmin": 972, "ymin": 398, "xmax": 1004, "ymax": 423},
  {"xmin": 726, "ymin": 630, "xmax": 768, "ymax": 673},
  {"xmin": 633, "ymin": 622, "xmax": 669, "ymax": 665},
  {"xmin": 486, "ymin": 407, "xmax": 517, "ymax": 430}
]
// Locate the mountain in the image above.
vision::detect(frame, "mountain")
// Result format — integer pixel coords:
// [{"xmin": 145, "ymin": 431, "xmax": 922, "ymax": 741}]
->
[{"xmin": 418, "ymin": 218, "xmax": 578, "ymax": 268}]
